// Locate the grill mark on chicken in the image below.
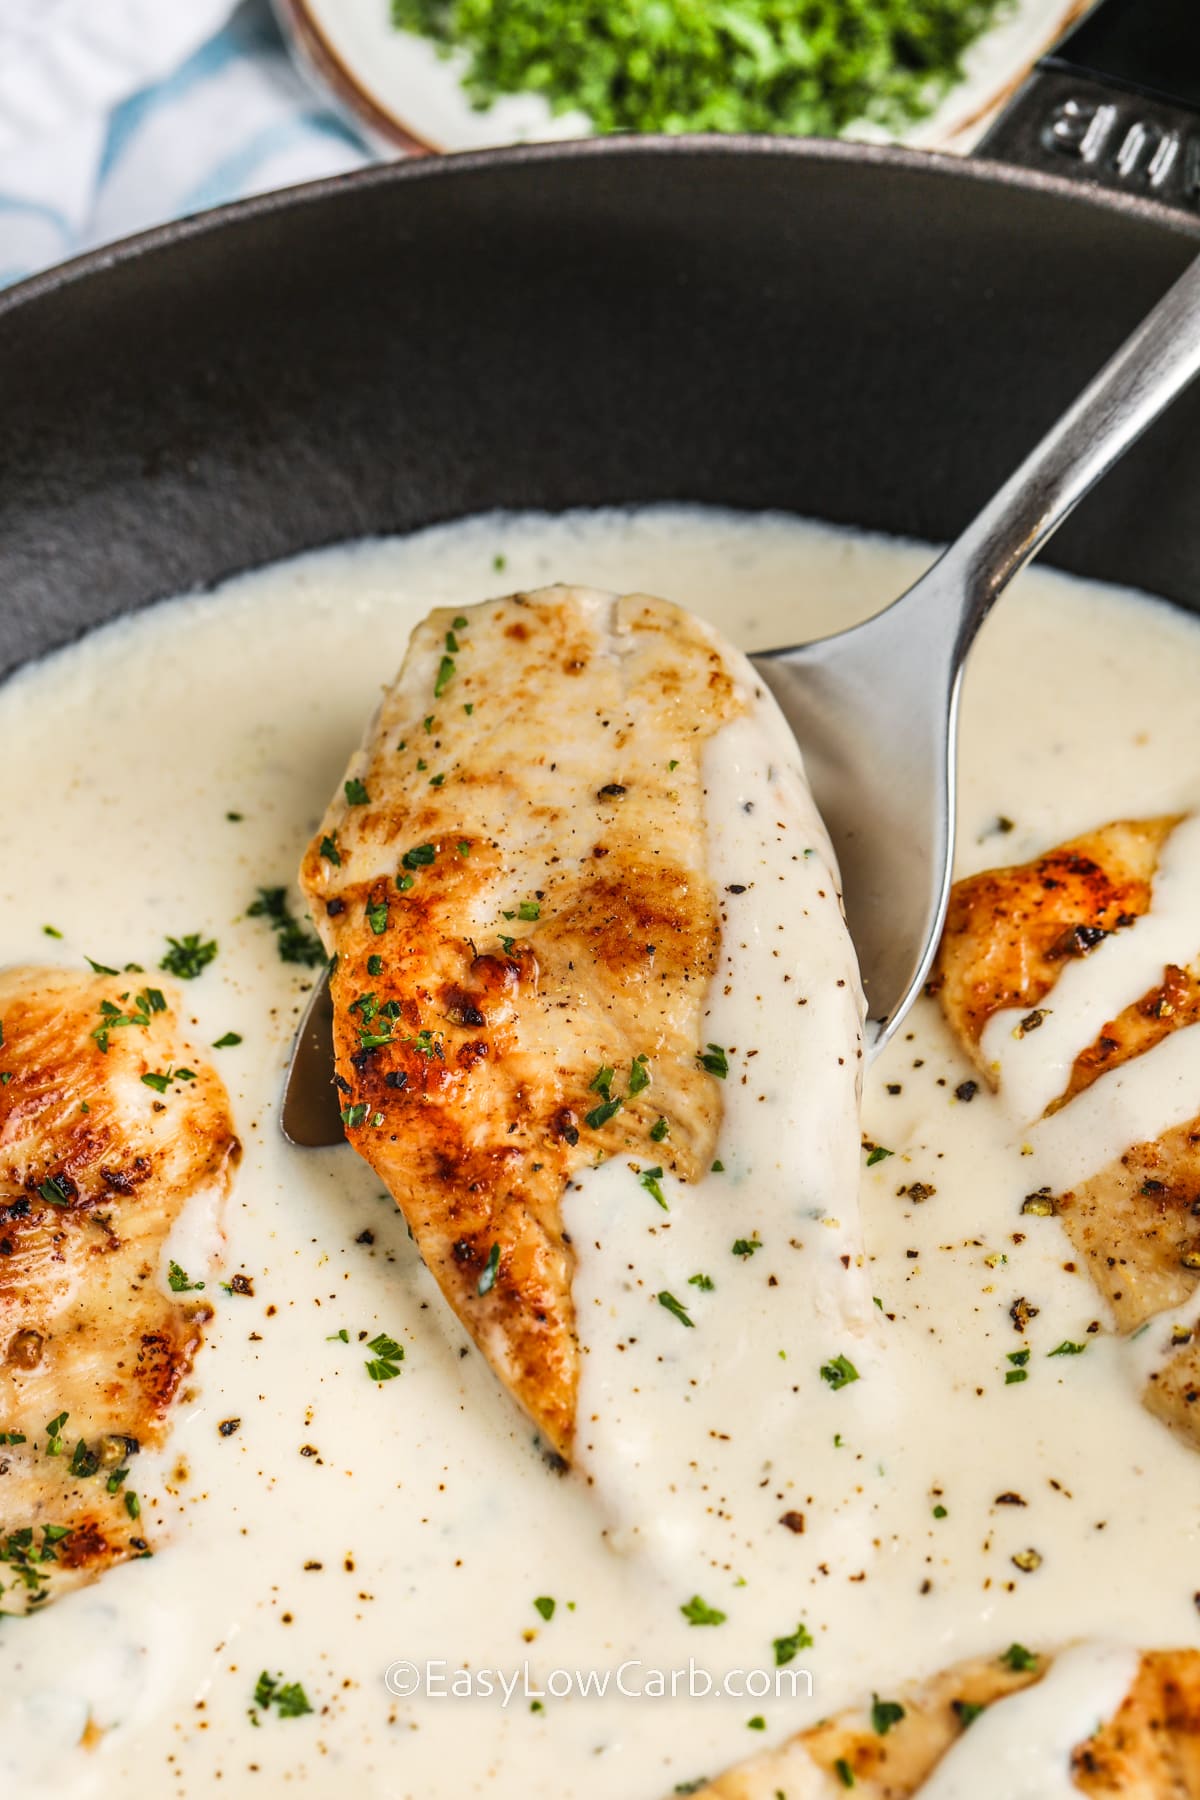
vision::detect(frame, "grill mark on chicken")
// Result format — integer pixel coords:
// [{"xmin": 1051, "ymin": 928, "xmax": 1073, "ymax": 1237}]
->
[{"xmin": 300, "ymin": 586, "xmax": 744, "ymax": 1458}]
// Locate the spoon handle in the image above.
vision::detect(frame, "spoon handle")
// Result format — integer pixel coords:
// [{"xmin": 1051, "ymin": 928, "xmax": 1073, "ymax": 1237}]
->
[{"xmin": 927, "ymin": 249, "xmax": 1200, "ymax": 657}]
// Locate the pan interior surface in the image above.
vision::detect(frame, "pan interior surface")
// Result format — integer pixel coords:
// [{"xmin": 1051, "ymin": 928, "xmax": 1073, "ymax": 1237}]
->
[{"xmin": 2, "ymin": 140, "xmax": 1200, "ymax": 678}]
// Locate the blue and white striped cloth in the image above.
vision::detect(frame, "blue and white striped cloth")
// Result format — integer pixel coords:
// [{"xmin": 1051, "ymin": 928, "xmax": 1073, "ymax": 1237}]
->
[{"xmin": 0, "ymin": 0, "xmax": 373, "ymax": 290}]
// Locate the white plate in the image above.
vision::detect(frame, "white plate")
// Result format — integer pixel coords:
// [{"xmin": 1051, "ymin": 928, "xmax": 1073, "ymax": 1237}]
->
[{"xmin": 275, "ymin": 0, "xmax": 1093, "ymax": 157}]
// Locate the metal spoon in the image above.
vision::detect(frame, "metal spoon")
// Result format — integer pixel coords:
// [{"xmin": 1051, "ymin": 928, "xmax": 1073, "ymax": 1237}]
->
[{"xmin": 282, "ymin": 251, "xmax": 1200, "ymax": 1148}]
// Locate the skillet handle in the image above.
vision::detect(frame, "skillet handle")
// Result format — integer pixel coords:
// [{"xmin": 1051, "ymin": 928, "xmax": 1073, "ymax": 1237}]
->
[{"xmin": 977, "ymin": 0, "xmax": 1200, "ymax": 214}]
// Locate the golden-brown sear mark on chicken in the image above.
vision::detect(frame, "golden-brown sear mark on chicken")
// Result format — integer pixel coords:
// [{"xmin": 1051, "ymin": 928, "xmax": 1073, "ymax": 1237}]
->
[
  {"xmin": 300, "ymin": 586, "xmax": 744, "ymax": 1459},
  {"xmin": 0, "ymin": 967, "xmax": 238, "ymax": 1612}
]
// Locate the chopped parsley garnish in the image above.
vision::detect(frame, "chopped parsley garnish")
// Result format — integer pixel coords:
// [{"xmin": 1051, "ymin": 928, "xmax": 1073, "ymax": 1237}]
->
[
  {"xmin": 1008, "ymin": 1349, "xmax": 1030, "ymax": 1365},
  {"xmin": 69, "ymin": 1439, "xmax": 101, "ymax": 1480},
  {"xmin": 85, "ymin": 957, "xmax": 119, "ymax": 975},
  {"xmin": 38, "ymin": 1176, "xmax": 72, "ymax": 1209},
  {"xmin": 167, "ymin": 1261, "xmax": 205, "ymax": 1293},
  {"xmin": 773, "ymin": 1621, "xmax": 813, "ymax": 1666},
  {"xmin": 328, "ymin": 1329, "xmax": 350, "ymax": 1343},
  {"xmin": 819, "ymin": 1353, "xmax": 859, "ymax": 1390},
  {"xmin": 871, "ymin": 1695, "xmax": 906, "ymax": 1735},
  {"xmin": 344, "ymin": 778, "xmax": 370, "ymax": 805},
  {"xmin": 364, "ymin": 1333, "xmax": 405, "ymax": 1381},
  {"xmin": 627, "ymin": 1055, "xmax": 650, "ymax": 1096},
  {"xmin": 499, "ymin": 934, "xmax": 515, "ymax": 954},
  {"xmin": 711, "ymin": 1159, "xmax": 725, "ymax": 1173},
  {"xmin": 319, "ymin": 834, "xmax": 342, "ymax": 866},
  {"xmin": 252, "ymin": 1671, "xmax": 313, "ymax": 1720},
  {"xmin": 650, "ymin": 1116, "xmax": 669, "ymax": 1142},
  {"xmin": 401, "ymin": 843, "xmax": 437, "ymax": 870},
  {"xmin": 835, "ymin": 1760, "xmax": 856, "ymax": 1789},
  {"xmin": 1048, "ymin": 1340, "xmax": 1087, "ymax": 1357},
  {"xmin": 590, "ymin": 1065, "xmax": 615, "ymax": 1097},
  {"xmin": 1005, "ymin": 1369, "xmax": 1028, "ymax": 1384},
  {"xmin": 434, "ymin": 654, "xmax": 456, "ymax": 697},
  {"xmin": 247, "ymin": 888, "xmax": 324, "ymax": 966},
  {"xmin": 367, "ymin": 955, "xmax": 384, "ymax": 976},
  {"xmin": 478, "ymin": 1242, "xmax": 501, "ymax": 1296},
  {"xmin": 457, "ymin": 840, "xmax": 471, "ymax": 857},
  {"xmin": 517, "ymin": 899, "xmax": 539, "ymax": 921},
  {"xmin": 452, "ymin": 615, "xmax": 469, "ymax": 630},
  {"xmin": 125, "ymin": 1491, "xmax": 141, "ymax": 1521},
  {"xmin": 44, "ymin": 1412, "xmax": 68, "ymax": 1455},
  {"xmin": 697, "ymin": 1042, "xmax": 728, "ymax": 1078},
  {"xmin": 639, "ymin": 1166, "xmax": 668, "ymax": 1210},
  {"xmin": 429, "ymin": 773, "xmax": 445, "ymax": 788},
  {"xmin": 445, "ymin": 630, "xmax": 460, "ymax": 653},
  {"xmin": 746, "ymin": 1716, "xmax": 766, "ymax": 1730},
  {"xmin": 680, "ymin": 1594, "xmax": 725, "ymax": 1627},
  {"xmin": 585, "ymin": 1096, "xmax": 623, "ymax": 1130},
  {"xmin": 213, "ymin": 1031, "xmax": 242, "ymax": 1048},
  {"xmin": 141, "ymin": 1071, "xmax": 173, "ymax": 1094},
  {"xmin": 732, "ymin": 1237, "xmax": 760, "ymax": 1259},
  {"xmin": 688, "ymin": 1273, "xmax": 715, "ymax": 1292},
  {"xmin": 160, "ymin": 933, "xmax": 218, "ymax": 980},
  {"xmin": 932, "ymin": 1503, "xmax": 948, "ymax": 1519},
  {"xmin": 866, "ymin": 1145, "xmax": 893, "ymax": 1166},
  {"xmin": 464, "ymin": 702, "xmax": 475, "ymax": 716},
  {"xmin": 366, "ymin": 899, "xmax": 389, "ymax": 936},
  {"xmin": 999, "ymin": 1643, "xmax": 1038, "ymax": 1672},
  {"xmin": 658, "ymin": 1290, "xmax": 694, "ymax": 1328},
  {"xmin": 533, "ymin": 1596, "xmax": 555, "ymax": 1621},
  {"xmin": 341, "ymin": 1102, "xmax": 369, "ymax": 1129},
  {"xmin": 42, "ymin": 925, "xmax": 63, "ymax": 939}
]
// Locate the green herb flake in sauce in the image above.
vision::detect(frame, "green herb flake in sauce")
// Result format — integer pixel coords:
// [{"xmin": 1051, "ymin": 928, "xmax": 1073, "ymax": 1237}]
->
[
  {"xmin": 344, "ymin": 778, "xmax": 370, "ymax": 805},
  {"xmin": 434, "ymin": 654, "xmax": 456, "ymax": 698},
  {"xmin": 533, "ymin": 1595, "xmax": 556, "ymax": 1621},
  {"xmin": 680, "ymin": 1594, "xmax": 725, "ymax": 1627},
  {"xmin": 999, "ymin": 1643, "xmax": 1038, "ymax": 1672},
  {"xmin": 627, "ymin": 1055, "xmax": 650, "ymax": 1096},
  {"xmin": 650, "ymin": 1116, "xmax": 669, "ymax": 1142},
  {"xmin": 213, "ymin": 1031, "xmax": 242, "ymax": 1048},
  {"xmin": 167, "ymin": 1261, "xmax": 205, "ymax": 1293},
  {"xmin": 160, "ymin": 933, "xmax": 218, "ymax": 980},
  {"xmin": 364, "ymin": 1333, "xmax": 405, "ymax": 1381},
  {"xmin": 866, "ymin": 1144, "xmax": 893, "ymax": 1166},
  {"xmin": 698, "ymin": 1043, "xmax": 728, "ymax": 1078},
  {"xmin": 732, "ymin": 1237, "xmax": 760, "ymax": 1259},
  {"xmin": 658, "ymin": 1291, "xmax": 694, "ymax": 1329},
  {"xmin": 688, "ymin": 1273, "xmax": 715, "ymax": 1292},
  {"xmin": 639, "ymin": 1166, "xmax": 668, "ymax": 1211},
  {"xmin": 772, "ymin": 1621, "xmax": 813, "ymax": 1666},
  {"xmin": 247, "ymin": 888, "xmax": 324, "ymax": 967},
  {"xmin": 820, "ymin": 1353, "xmax": 859, "ymax": 1390},
  {"xmin": 1048, "ymin": 1340, "xmax": 1087, "ymax": 1357}
]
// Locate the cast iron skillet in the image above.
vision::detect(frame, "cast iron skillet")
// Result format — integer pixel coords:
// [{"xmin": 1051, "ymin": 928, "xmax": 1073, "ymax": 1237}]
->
[{"xmin": 1, "ymin": 0, "xmax": 1199, "ymax": 685}]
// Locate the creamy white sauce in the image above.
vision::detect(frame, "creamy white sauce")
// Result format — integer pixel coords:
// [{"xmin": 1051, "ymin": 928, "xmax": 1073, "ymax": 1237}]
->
[
  {"xmin": 1, "ymin": 506, "xmax": 1198, "ymax": 1798},
  {"xmin": 914, "ymin": 1641, "xmax": 1140, "ymax": 1800}
]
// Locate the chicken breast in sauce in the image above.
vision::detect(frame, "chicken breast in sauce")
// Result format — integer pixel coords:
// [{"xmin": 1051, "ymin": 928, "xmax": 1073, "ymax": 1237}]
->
[
  {"xmin": 0, "ymin": 968, "xmax": 238, "ymax": 1613},
  {"xmin": 931, "ymin": 816, "xmax": 1200, "ymax": 1446},
  {"xmin": 300, "ymin": 584, "xmax": 760, "ymax": 1459},
  {"xmin": 692, "ymin": 1646, "xmax": 1200, "ymax": 1798}
]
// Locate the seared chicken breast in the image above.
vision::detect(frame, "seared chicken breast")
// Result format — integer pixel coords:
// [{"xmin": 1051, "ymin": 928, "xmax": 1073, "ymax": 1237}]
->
[
  {"xmin": 300, "ymin": 585, "xmax": 750, "ymax": 1458},
  {"xmin": 933, "ymin": 818, "xmax": 1200, "ymax": 1445},
  {"xmin": 933, "ymin": 817, "xmax": 1179, "ymax": 1088},
  {"xmin": 0, "ymin": 968, "xmax": 238, "ymax": 1612},
  {"xmin": 692, "ymin": 1647, "xmax": 1200, "ymax": 1798}
]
